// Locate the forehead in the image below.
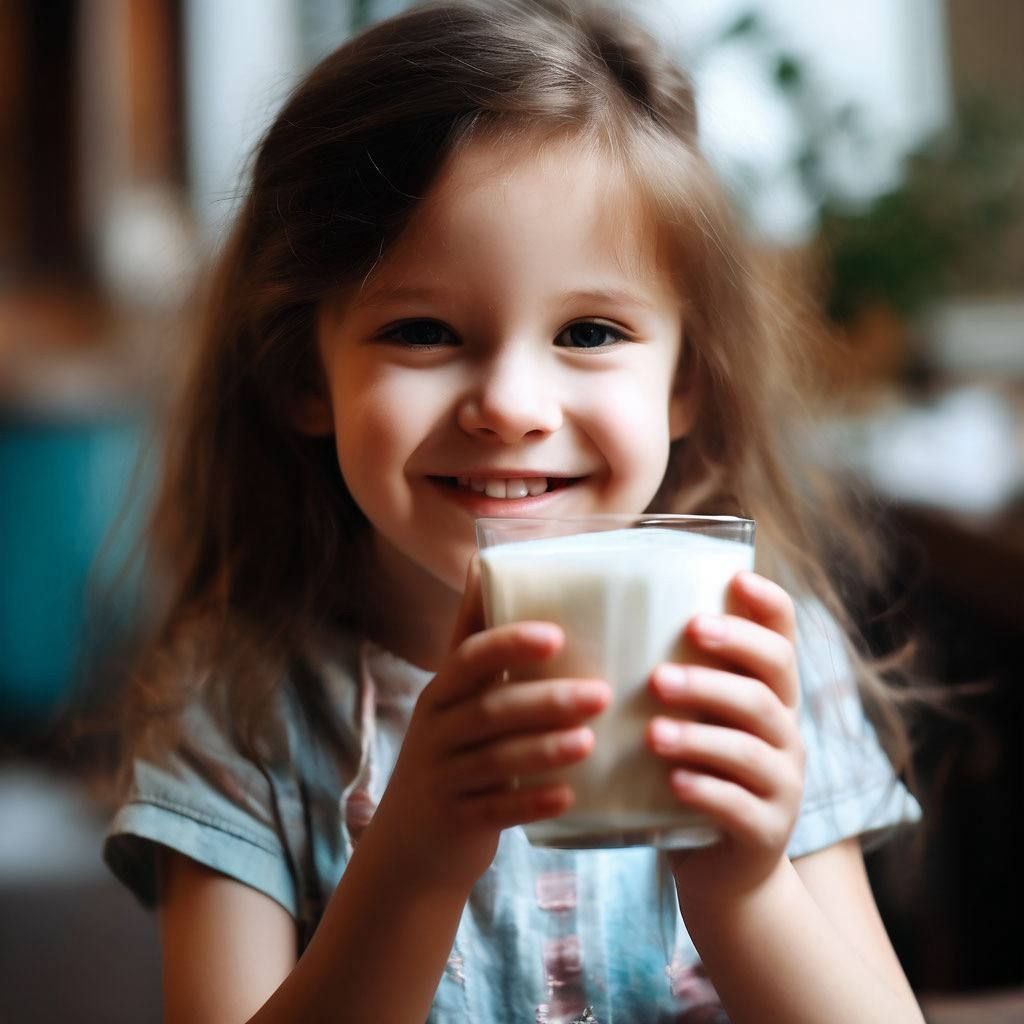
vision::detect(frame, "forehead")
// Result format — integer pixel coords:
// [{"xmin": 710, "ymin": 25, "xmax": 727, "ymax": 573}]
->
[{"xmin": 375, "ymin": 132, "xmax": 668, "ymax": 287}]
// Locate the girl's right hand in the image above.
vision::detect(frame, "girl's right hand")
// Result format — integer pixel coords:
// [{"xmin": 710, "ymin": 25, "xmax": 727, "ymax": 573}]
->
[{"xmin": 368, "ymin": 556, "xmax": 611, "ymax": 893}]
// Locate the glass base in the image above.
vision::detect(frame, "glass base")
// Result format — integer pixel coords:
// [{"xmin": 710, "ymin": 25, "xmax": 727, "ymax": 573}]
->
[{"xmin": 524, "ymin": 817, "xmax": 720, "ymax": 851}]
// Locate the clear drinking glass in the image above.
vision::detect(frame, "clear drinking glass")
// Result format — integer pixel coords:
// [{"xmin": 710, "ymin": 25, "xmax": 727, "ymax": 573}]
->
[{"xmin": 476, "ymin": 513, "xmax": 756, "ymax": 850}]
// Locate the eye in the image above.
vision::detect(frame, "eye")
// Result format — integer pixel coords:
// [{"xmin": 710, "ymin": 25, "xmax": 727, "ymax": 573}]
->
[
  {"xmin": 379, "ymin": 320, "xmax": 456, "ymax": 348},
  {"xmin": 556, "ymin": 321, "xmax": 629, "ymax": 350}
]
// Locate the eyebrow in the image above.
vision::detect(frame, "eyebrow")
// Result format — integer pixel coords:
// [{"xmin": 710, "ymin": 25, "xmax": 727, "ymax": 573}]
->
[
  {"xmin": 354, "ymin": 284, "xmax": 452, "ymax": 308},
  {"xmin": 560, "ymin": 287, "xmax": 660, "ymax": 313},
  {"xmin": 354, "ymin": 283, "xmax": 660, "ymax": 312}
]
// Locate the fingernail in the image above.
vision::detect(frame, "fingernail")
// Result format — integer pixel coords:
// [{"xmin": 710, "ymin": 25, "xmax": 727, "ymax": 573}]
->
[
  {"xmin": 651, "ymin": 719, "xmax": 681, "ymax": 749},
  {"xmin": 520, "ymin": 623, "xmax": 560, "ymax": 646},
  {"xmin": 693, "ymin": 615, "xmax": 726, "ymax": 643},
  {"xmin": 738, "ymin": 571, "xmax": 768, "ymax": 597},
  {"xmin": 559, "ymin": 728, "xmax": 592, "ymax": 755},
  {"xmin": 654, "ymin": 664, "xmax": 687, "ymax": 692},
  {"xmin": 573, "ymin": 682, "xmax": 611, "ymax": 708}
]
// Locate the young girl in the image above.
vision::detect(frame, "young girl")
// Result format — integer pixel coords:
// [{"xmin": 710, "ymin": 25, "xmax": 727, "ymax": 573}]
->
[{"xmin": 104, "ymin": 1, "xmax": 925, "ymax": 1021}]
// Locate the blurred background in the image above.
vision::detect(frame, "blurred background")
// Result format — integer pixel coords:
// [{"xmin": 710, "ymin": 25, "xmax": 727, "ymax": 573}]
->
[{"xmin": 0, "ymin": 1, "xmax": 1021, "ymax": 1021}]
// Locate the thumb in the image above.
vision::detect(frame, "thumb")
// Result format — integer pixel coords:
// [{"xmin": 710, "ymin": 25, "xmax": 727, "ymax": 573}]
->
[{"xmin": 448, "ymin": 552, "xmax": 487, "ymax": 652}]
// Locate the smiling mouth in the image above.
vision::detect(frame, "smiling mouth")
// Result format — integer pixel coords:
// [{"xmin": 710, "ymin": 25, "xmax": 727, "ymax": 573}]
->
[{"xmin": 431, "ymin": 476, "xmax": 584, "ymax": 499}]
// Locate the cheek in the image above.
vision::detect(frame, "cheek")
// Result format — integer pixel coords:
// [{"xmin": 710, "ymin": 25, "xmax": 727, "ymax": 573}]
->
[
  {"xmin": 333, "ymin": 373, "xmax": 442, "ymax": 497},
  {"xmin": 340, "ymin": 403, "xmax": 405, "ymax": 471},
  {"xmin": 583, "ymin": 380, "xmax": 673, "ymax": 477},
  {"xmin": 335, "ymin": 368, "xmax": 420, "ymax": 445}
]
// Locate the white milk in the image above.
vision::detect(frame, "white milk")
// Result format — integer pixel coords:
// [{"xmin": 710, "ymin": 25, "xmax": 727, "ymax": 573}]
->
[{"xmin": 479, "ymin": 526, "xmax": 754, "ymax": 848}]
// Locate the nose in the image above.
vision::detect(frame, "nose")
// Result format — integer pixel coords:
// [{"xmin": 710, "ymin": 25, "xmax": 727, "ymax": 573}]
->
[{"xmin": 457, "ymin": 348, "xmax": 563, "ymax": 443}]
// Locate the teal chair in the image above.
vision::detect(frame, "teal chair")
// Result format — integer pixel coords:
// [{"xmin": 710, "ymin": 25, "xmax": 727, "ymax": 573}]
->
[{"xmin": 0, "ymin": 415, "xmax": 148, "ymax": 732}]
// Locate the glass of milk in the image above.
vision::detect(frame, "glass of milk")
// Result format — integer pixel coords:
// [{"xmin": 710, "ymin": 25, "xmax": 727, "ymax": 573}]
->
[{"xmin": 476, "ymin": 514, "xmax": 755, "ymax": 850}]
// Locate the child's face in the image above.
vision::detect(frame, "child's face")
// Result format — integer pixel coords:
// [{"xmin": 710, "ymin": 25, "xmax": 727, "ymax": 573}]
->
[{"xmin": 313, "ymin": 135, "xmax": 694, "ymax": 598}]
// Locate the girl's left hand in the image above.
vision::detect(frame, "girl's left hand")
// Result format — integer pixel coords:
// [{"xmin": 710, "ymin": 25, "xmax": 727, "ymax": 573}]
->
[{"xmin": 646, "ymin": 571, "xmax": 805, "ymax": 898}]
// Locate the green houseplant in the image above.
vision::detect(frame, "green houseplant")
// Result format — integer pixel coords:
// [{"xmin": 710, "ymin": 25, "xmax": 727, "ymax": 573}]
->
[{"xmin": 700, "ymin": 11, "xmax": 1024, "ymax": 383}]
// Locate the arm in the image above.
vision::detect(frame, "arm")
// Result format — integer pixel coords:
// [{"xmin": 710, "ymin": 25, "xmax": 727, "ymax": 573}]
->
[
  {"xmin": 794, "ymin": 840, "xmax": 919, "ymax": 1007},
  {"xmin": 159, "ymin": 851, "xmax": 297, "ymax": 1023},
  {"xmin": 675, "ymin": 842, "xmax": 923, "ymax": 1024},
  {"xmin": 649, "ymin": 571, "xmax": 923, "ymax": 1024},
  {"xmin": 157, "ymin": 558, "xmax": 611, "ymax": 1024},
  {"xmin": 159, "ymin": 843, "xmax": 472, "ymax": 1024}
]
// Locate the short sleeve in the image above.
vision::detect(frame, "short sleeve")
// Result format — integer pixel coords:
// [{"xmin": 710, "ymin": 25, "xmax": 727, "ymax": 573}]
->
[
  {"xmin": 787, "ymin": 601, "xmax": 921, "ymax": 859},
  {"xmin": 103, "ymin": 685, "xmax": 302, "ymax": 919}
]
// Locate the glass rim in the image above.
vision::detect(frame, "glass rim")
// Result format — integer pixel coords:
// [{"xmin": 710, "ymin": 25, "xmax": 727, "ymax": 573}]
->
[{"xmin": 475, "ymin": 513, "xmax": 754, "ymax": 526}]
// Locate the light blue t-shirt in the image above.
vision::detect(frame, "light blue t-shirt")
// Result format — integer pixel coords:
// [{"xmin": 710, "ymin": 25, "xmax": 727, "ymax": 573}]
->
[{"xmin": 104, "ymin": 606, "xmax": 920, "ymax": 1022}]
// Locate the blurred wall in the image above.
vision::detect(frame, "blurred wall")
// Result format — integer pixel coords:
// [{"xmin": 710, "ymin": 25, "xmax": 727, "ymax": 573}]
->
[{"xmin": 946, "ymin": 0, "xmax": 1024, "ymax": 290}]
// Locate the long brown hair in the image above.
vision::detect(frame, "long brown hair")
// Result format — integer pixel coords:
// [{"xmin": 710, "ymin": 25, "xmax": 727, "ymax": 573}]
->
[{"xmin": 121, "ymin": 0, "xmax": 914, "ymax": 777}]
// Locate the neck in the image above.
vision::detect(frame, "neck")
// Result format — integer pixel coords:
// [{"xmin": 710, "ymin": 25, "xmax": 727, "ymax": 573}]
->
[{"xmin": 358, "ymin": 540, "xmax": 462, "ymax": 673}]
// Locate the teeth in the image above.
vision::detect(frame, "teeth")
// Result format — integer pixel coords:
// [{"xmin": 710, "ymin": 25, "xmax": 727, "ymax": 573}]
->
[{"xmin": 454, "ymin": 476, "xmax": 551, "ymax": 498}]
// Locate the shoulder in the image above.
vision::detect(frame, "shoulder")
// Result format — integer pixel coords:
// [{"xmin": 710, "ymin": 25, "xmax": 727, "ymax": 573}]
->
[
  {"xmin": 790, "ymin": 597, "xmax": 873, "ymax": 735},
  {"xmin": 787, "ymin": 597, "xmax": 921, "ymax": 856},
  {"xmin": 135, "ymin": 617, "xmax": 365, "ymax": 768},
  {"xmin": 104, "ymin": 619, "xmax": 367, "ymax": 921},
  {"xmin": 159, "ymin": 845, "xmax": 299, "ymax": 1023},
  {"xmin": 792, "ymin": 598, "xmax": 854, "ymax": 688}
]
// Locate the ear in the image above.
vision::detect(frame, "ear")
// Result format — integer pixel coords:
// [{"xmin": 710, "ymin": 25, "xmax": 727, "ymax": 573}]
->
[
  {"xmin": 668, "ymin": 333, "xmax": 699, "ymax": 442},
  {"xmin": 293, "ymin": 304, "xmax": 338, "ymax": 436},
  {"xmin": 668, "ymin": 387, "xmax": 698, "ymax": 442},
  {"xmin": 291, "ymin": 391, "xmax": 335, "ymax": 437}
]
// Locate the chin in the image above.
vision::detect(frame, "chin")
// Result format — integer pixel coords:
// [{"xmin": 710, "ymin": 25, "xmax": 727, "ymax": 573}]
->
[{"xmin": 440, "ymin": 547, "xmax": 477, "ymax": 593}]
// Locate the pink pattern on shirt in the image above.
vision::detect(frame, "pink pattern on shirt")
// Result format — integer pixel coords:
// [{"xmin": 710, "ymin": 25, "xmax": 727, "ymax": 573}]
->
[
  {"xmin": 544, "ymin": 935, "xmax": 583, "ymax": 984},
  {"xmin": 535, "ymin": 871, "xmax": 578, "ymax": 912},
  {"xmin": 538, "ymin": 935, "xmax": 591, "ymax": 1021},
  {"xmin": 666, "ymin": 958, "xmax": 728, "ymax": 1022},
  {"xmin": 445, "ymin": 952, "xmax": 465, "ymax": 986},
  {"xmin": 344, "ymin": 786, "xmax": 376, "ymax": 841},
  {"xmin": 344, "ymin": 644, "xmax": 381, "ymax": 847}
]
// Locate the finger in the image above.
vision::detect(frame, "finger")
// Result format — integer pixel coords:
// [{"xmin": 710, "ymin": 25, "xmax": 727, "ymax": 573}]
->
[
  {"xmin": 439, "ymin": 677, "xmax": 611, "ymax": 751},
  {"xmin": 649, "ymin": 664, "xmax": 795, "ymax": 748},
  {"xmin": 448, "ymin": 553, "xmax": 487, "ymax": 652},
  {"xmin": 430, "ymin": 621, "xmax": 564, "ymax": 708},
  {"xmin": 668, "ymin": 769, "xmax": 790, "ymax": 849},
  {"xmin": 685, "ymin": 614, "xmax": 799, "ymax": 709},
  {"xmin": 447, "ymin": 726, "xmax": 595, "ymax": 793},
  {"xmin": 727, "ymin": 572, "xmax": 797, "ymax": 644},
  {"xmin": 456, "ymin": 782, "xmax": 575, "ymax": 830},
  {"xmin": 647, "ymin": 720, "xmax": 793, "ymax": 798}
]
